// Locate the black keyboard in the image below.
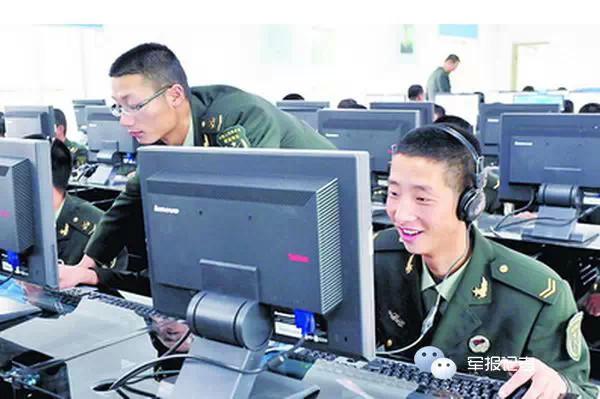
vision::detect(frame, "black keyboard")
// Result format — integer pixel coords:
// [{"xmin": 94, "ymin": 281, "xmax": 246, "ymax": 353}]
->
[
  {"xmin": 87, "ymin": 291, "xmax": 167, "ymax": 319},
  {"xmin": 287, "ymin": 348, "xmax": 507, "ymax": 399},
  {"xmin": 42, "ymin": 287, "xmax": 90, "ymax": 307}
]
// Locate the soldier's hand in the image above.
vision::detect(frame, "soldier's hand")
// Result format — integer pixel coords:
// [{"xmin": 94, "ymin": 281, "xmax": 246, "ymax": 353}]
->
[
  {"xmin": 58, "ymin": 265, "xmax": 99, "ymax": 289},
  {"xmin": 77, "ymin": 254, "xmax": 98, "ymax": 270},
  {"xmin": 514, "ymin": 211, "xmax": 538, "ymax": 220},
  {"xmin": 152, "ymin": 318, "xmax": 192, "ymax": 353},
  {"xmin": 584, "ymin": 293, "xmax": 600, "ymax": 316},
  {"xmin": 498, "ymin": 357, "xmax": 567, "ymax": 398}
]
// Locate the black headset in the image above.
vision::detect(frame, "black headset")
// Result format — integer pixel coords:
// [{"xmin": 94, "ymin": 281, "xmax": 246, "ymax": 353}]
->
[{"xmin": 433, "ymin": 124, "xmax": 487, "ymax": 224}]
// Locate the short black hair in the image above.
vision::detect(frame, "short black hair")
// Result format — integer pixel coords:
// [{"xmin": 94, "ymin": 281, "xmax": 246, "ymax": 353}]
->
[
  {"xmin": 393, "ymin": 124, "xmax": 481, "ymax": 195},
  {"xmin": 445, "ymin": 54, "xmax": 460, "ymax": 63},
  {"xmin": 557, "ymin": 87, "xmax": 567, "ymax": 91},
  {"xmin": 434, "ymin": 115, "xmax": 473, "ymax": 135},
  {"xmin": 434, "ymin": 104, "xmax": 446, "ymax": 119},
  {"xmin": 53, "ymin": 108, "xmax": 67, "ymax": 134},
  {"xmin": 51, "ymin": 139, "xmax": 72, "ymax": 192},
  {"xmin": 0, "ymin": 112, "xmax": 4, "ymax": 137},
  {"xmin": 522, "ymin": 86, "xmax": 535, "ymax": 92},
  {"xmin": 109, "ymin": 43, "xmax": 190, "ymax": 98},
  {"xmin": 407, "ymin": 84, "xmax": 424, "ymax": 100},
  {"xmin": 579, "ymin": 102, "xmax": 600, "ymax": 114},
  {"xmin": 563, "ymin": 100, "xmax": 574, "ymax": 113},
  {"xmin": 283, "ymin": 93, "xmax": 304, "ymax": 100},
  {"xmin": 338, "ymin": 98, "xmax": 366, "ymax": 109}
]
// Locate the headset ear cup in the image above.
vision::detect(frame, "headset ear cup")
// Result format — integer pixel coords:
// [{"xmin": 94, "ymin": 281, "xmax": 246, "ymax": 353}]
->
[{"xmin": 458, "ymin": 188, "xmax": 486, "ymax": 223}]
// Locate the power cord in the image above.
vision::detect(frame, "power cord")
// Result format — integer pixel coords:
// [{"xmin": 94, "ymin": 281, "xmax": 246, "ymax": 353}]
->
[
  {"xmin": 103, "ymin": 335, "xmax": 307, "ymax": 393},
  {"xmin": 490, "ymin": 189, "xmax": 536, "ymax": 237},
  {"xmin": 0, "ymin": 268, "xmax": 15, "ymax": 288}
]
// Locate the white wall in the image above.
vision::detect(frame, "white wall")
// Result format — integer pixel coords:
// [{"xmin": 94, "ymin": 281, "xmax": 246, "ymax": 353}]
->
[
  {"xmin": 4, "ymin": 23, "xmax": 600, "ymax": 138},
  {"xmin": 488, "ymin": 24, "xmax": 600, "ymax": 91}
]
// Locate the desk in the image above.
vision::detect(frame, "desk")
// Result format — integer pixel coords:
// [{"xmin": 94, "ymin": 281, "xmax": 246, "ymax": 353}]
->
[{"xmin": 0, "ymin": 289, "xmax": 174, "ymax": 398}]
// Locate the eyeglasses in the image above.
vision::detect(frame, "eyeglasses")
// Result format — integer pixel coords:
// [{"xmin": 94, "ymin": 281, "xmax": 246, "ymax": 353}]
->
[{"xmin": 110, "ymin": 84, "xmax": 173, "ymax": 118}]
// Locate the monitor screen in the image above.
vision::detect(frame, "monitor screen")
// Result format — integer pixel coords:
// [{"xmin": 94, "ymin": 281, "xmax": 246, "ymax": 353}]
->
[
  {"xmin": 499, "ymin": 113, "xmax": 600, "ymax": 202},
  {"xmin": 4, "ymin": 106, "xmax": 55, "ymax": 139},
  {"xmin": 369, "ymin": 102, "xmax": 434, "ymax": 126},
  {"xmin": 0, "ymin": 138, "xmax": 58, "ymax": 288},
  {"xmin": 86, "ymin": 106, "xmax": 138, "ymax": 157},
  {"xmin": 513, "ymin": 93, "xmax": 564, "ymax": 108},
  {"xmin": 72, "ymin": 99, "xmax": 106, "ymax": 130},
  {"xmin": 478, "ymin": 103, "xmax": 560, "ymax": 158},
  {"xmin": 317, "ymin": 109, "xmax": 419, "ymax": 174},
  {"xmin": 138, "ymin": 146, "xmax": 375, "ymax": 360},
  {"xmin": 276, "ymin": 101, "xmax": 329, "ymax": 130}
]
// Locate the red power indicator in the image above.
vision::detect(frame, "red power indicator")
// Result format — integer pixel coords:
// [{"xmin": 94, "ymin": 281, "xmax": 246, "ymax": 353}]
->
[
  {"xmin": 0, "ymin": 210, "xmax": 10, "ymax": 219},
  {"xmin": 288, "ymin": 253, "xmax": 310, "ymax": 263}
]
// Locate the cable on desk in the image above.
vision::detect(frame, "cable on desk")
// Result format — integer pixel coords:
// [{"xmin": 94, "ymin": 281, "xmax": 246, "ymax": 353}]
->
[
  {"xmin": 105, "ymin": 335, "xmax": 307, "ymax": 392},
  {"xmin": 115, "ymin": 389, "xmax": 131, "ymax": 399},
  {"xmin": 29, "ymin": 327, "xmax": 152, "ymax": 373},
  {"xmin": 490, "ymin": 189, "xmax": 536, "ymax": 237},
  {"xmin": 125, "ymin": 370, "xmax": 180, "ymax": 386},
  {"xmin": 0, "ymin": 268, "xmax": 15, "ymax": 288}
]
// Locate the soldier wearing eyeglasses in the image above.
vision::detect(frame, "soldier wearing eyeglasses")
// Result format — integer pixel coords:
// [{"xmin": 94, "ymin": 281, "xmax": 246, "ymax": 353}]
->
[{"xmin": 58, "ymin": 43, "xmax": 335, "ymax": 292}]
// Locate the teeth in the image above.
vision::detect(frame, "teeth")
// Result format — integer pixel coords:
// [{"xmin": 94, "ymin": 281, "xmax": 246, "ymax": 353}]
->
[{"xmin": 401, "ymin": 228, "xmax": 421, "ymax": 236}]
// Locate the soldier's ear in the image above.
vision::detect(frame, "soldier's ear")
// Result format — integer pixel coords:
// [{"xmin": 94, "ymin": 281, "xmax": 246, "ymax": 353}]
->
[{"xmin": 167, "ymin": 84, "xmax": 186, "ymax": 108}]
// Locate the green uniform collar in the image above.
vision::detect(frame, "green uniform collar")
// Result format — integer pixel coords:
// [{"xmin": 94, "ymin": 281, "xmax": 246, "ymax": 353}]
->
[
  {"xmin": 56, "ymin": 194, "xmax": 75, "ymax": 227},
  {"xmin": 421, "ymin": 256, "xmax": 470, "ymax": 303},
  {"xmin": 190, "ymin": 90, "xmax": 208, "ymax": 145}
]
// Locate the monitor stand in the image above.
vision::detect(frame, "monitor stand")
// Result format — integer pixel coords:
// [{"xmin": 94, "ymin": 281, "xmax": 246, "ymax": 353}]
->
[
  {"xmin": 522, "ymin": 205, "xmax": 592, "ymax": 243},
  {"xmin": 172, "ymin": 337, "xmax": 318, "ymax": 399}
]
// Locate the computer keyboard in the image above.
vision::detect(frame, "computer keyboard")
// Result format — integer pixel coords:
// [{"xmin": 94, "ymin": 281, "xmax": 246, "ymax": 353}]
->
[
  {"xmin": 86, "ymin": 291, "xmax": 167, "ymax": 319},
  {"xmin": 286, "ymin": 348, "xmax": 508, "ymax": 399},
  {"xmin": 33, "ymin": 288, "xmax": 170, "ymax": 320},
  {"xmin": 43, "ymin": 287, "xmax": 90, "ymax": 307}
]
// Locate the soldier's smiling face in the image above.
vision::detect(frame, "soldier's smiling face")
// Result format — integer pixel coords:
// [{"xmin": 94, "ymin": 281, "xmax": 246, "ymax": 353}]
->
[
  {"xmin": 386, "ymin": 153, "xmax": 464, "ymax": 259},
  {"xmin": 111, "ymin": 74, "xmax": 179, "ymax": 145}
]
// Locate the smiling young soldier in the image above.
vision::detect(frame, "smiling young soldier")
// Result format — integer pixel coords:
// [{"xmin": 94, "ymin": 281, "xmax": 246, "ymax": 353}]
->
[
  {"xmin": 59, "ymin": 43, "xmax": 335, "ymax": 292},
  {"xmin": 374, "ymin": 124, "xmax": 598, "ymax": 398}
]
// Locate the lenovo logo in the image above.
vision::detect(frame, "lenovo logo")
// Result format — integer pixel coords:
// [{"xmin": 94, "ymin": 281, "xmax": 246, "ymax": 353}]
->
[{"xmin": 153, "ymin": 205, "xmax": 180, "ymax": 215}]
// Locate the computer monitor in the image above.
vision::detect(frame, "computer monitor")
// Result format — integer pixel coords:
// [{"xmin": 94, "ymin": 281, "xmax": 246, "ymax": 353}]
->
[
  {"xmin": 478, "ymin": 103, "xmax": 560, "ymax": 160},
  {"xmin": 72, "ymin": 99, "xmax": 106, "ymax": 131},
  {"xmin": 138, "ymin": 146, "xmax": 374, "ymax": 397},
  {"xmin": 0, "ymin": 138, "xmax": 58, "ymax": 288},
  {"xmin": 513, "ymin": 93, "xmax": 564, "ymax": 108},
  {"xmin": 276, "ymin": 101, "xmax": 329, "ymax": 130},
  {"xmin": 317, "ymin": 109, "xmax": 419, "ymax": 175},
  {"xmin": 499, "ymin": 113, "xmax": 600, "ymax": 242},
  {"xmin": 369, "ymin": 102, "xmax": 434, "ymax": 126},
  {"xmin": 85, "ymin": 105, "xmax": 138, "ymax": 162},
  {"xmin": 434, "ymin": 93, "xmax": 480, "ymax": 128},
  {"xmin": 4, "ymin": 106, "xmax": 55, "ymax": 139}
]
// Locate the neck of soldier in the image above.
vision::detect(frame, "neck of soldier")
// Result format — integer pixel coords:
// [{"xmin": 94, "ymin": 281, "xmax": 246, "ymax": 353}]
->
[
  {"xmin": 162, "ymin": 101, "xmax": 192, "ymax": 146},
  {"xmin": 52, "ymin": 187, "xmax": 66, "ymax": 213},
  {"xmin": 422, "ymin": 223, "xmax": 470, "ymax": 279}
]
